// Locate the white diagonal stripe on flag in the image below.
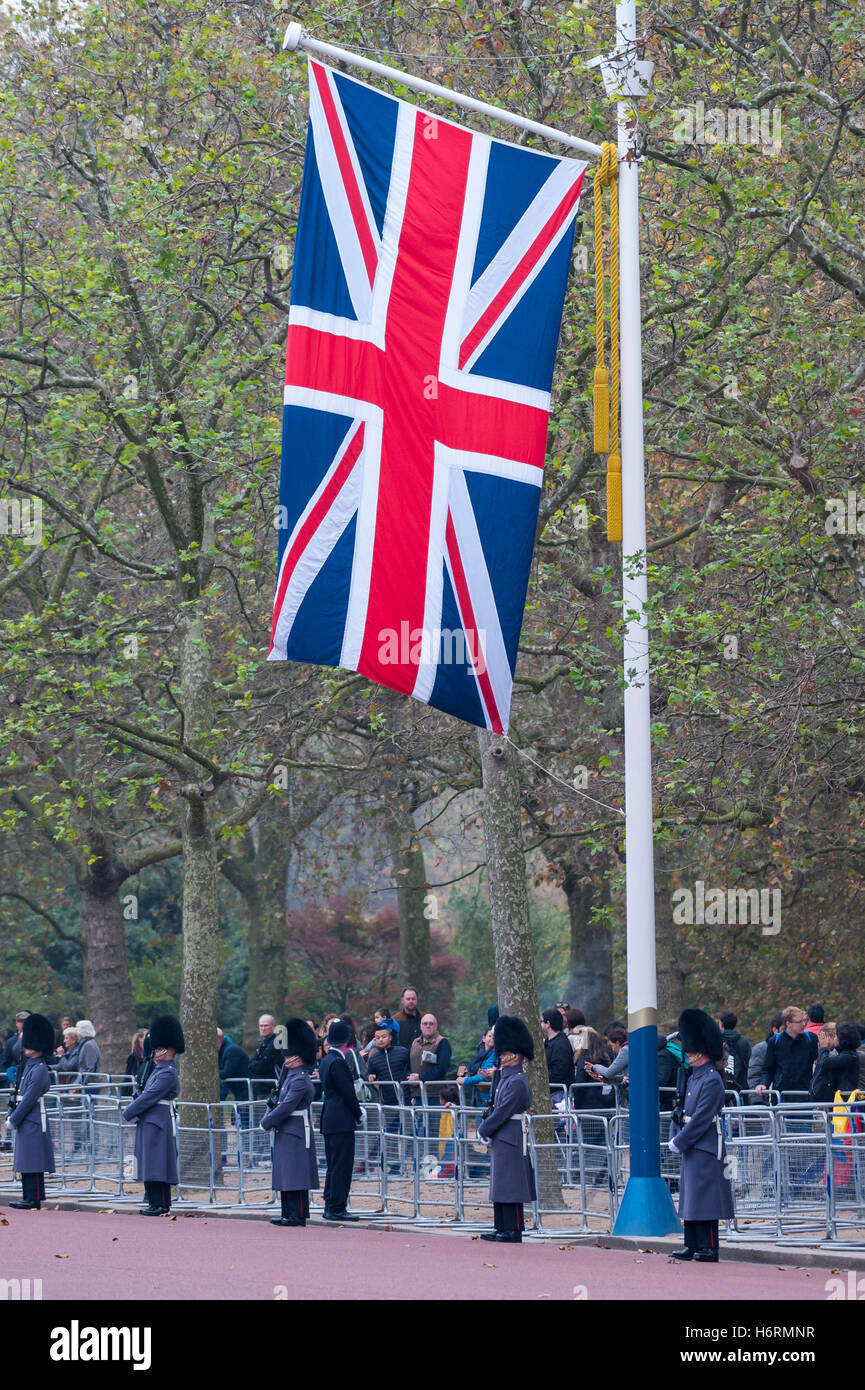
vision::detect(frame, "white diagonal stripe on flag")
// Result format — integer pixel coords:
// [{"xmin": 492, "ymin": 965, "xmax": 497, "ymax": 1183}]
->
[
  {"xmin": 308, "ymin": 60, "xmax": 382, "ymax": 322},
  {"xmin": 458, "ymin": 160, "xmax": 585, "ymax": 373}
]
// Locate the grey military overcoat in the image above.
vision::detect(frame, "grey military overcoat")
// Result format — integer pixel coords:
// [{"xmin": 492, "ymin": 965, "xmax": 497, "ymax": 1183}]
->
[
  {"xmin": 9, "ymin": 1057, "xmax": 55, "ymax": 1175},
  {"xmin": 477, "ymin": 1062, "xmax": 536, "ymax": 1204},
  {"xmin": 122, "ymin": 1060, "xmax": 180, "ymax": 1184},
  {"xmin": 260, "ymin": 1067, "xmax": 319, "ymax": 1194},
  {"xmin": 672, "ymin": 1060, "xmax": 734, "ymax": 1221}
]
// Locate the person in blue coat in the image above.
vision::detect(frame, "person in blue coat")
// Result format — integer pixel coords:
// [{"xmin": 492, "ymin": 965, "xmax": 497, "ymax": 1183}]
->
[
  {"xmin": 261, "ymin": 1018, "xmax": 319, "ymax": 1227},
  {"xmin": 668, "ymin": 1008, "xmax": 735, "ymax": 1262},
  {"xmin": 122, "ymin": 1014, "xmax": 183, "ymax": 1215},
  {"xmin": 478, "ymin": 1015, "xmax": 537, "ymax": 1244},
  {"xmin": 6, "ymin": 1013, "xmax": 56, "ymax": 1209}
]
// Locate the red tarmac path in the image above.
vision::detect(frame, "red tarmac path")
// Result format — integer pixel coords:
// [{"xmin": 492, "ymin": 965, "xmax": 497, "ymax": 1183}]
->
[{"xmin": 0, "ymin": 1206, "xmax": 829, "ymax": 1300}]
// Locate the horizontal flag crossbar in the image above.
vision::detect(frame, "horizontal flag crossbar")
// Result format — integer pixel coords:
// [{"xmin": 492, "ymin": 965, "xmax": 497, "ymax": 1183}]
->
[{"xmin": 282, "ymin": 22, "xmax": 605, "ymax": 162}]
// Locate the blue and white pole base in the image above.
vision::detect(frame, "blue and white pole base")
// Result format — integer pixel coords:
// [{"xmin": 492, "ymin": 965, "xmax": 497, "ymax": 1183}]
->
[{"xmin": 612, "ymin": 1012, "xmax": 681, "ymax": 1235}]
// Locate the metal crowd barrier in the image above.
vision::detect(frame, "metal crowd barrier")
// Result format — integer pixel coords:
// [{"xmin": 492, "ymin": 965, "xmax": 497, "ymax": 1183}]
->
[{"xmin": 2, "ymin": 1087, "xmax": 863, "ymax": 1243}]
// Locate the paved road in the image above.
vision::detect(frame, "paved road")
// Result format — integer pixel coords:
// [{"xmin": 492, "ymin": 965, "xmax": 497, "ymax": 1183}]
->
[{"xmin": 0, "ymin": 1206, "xmax": 830, "ymax": 1300}]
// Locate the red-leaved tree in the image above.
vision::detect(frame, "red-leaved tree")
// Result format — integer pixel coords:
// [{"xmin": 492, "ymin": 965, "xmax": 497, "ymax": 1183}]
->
[{"xmin": 284, "ymin": 896, "xmax": 466, "ymax": 1026}]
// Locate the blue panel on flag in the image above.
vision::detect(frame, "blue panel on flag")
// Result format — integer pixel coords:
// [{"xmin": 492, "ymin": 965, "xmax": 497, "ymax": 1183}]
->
[
  {"xmin": 464, "ymin": 471, "xmax": 538, "ymax": 674},
  {"xmin": 471, "ymin": 142, "xmax": 562, "ymax": 284},
  {"xmin": 471, "ymin": 233, "xmax": 574, "ymax": 392},
  {"xmin": 331, "ymin": 70, "xmax": 397, "ymax": 240},
  {"xmin": 429, "ymin": 566, "xmax": 486, "ymax": 730},
  {"xmin": 289, "ymin": 125, "xmax": 358, "ymax": 321},
  {"xmin": 278, "ymin": 404, "xmax": 355, "ymax": 570},
  {"xmin": 286, "ymin": 513, "xmax": 356, "ymax": 667}
]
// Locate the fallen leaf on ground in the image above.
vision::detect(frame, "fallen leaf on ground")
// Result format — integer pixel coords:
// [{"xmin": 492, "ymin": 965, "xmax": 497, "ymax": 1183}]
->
[
  {"xmin": 559, "ymin": 1244, "xmax": 575, "ymax": 1251},
  {"xmin": 482, "ymin": 1262, "xmax": 496, "ymax": 1268},
  {"xmin": 54, "ymin": 1253, "xmax": 69, "ymax": 1259},
  {"xmin": 537, "ymin": 1293, "xmax": 550, "ymax": 1299},
  {"xmin": 111, "ymin": 1237, "xmax": 118, "ymax": 1242}
]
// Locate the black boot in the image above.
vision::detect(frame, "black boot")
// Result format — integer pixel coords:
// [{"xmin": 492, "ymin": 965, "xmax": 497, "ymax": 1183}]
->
[
  {"xmin": 10, "ymin": 1174, "xmax": 42, "ymax": 1210},
  {"xmin": 670, "ymin": 1220, "xmax": 698, "ymax": 1260},
  {"xmin": 694, "ymin": 1220, "xmax": 720, "ymax": 1262},
  {"xmin": 271, "ymin": 1191, "xmax": 304, "ymax": 1227}
]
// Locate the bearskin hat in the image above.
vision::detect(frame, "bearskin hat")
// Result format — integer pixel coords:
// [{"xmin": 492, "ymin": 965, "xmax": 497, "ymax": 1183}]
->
[
  {"xmin": 22, "ymin": 1013, "xmax": 55, "ymax": 1054},
  {"xmin": 677, "ymin": 1008, "xmax": 723, "ymax": 1062},
  {"xmin": 149, "ymin": 1014, "xmax": 185, "ymax": 1054},
  {"xmin": 493, "ymin": 1014, "xmax": 535, "ymax": 1061},
  {"xmin": 283, "ymin": 1018, "xmax": 317, "ymax": 1067}
]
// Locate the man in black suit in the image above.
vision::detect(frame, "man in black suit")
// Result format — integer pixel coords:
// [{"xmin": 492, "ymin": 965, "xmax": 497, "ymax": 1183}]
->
[{"xmin": 318, "ymin": 1019, "xmax": 362, "ymax": 1221}]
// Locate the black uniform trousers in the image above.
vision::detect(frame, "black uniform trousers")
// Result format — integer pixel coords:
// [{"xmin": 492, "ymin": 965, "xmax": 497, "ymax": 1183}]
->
[
  {"xmin": 21, "ymin": 1173, "xmax": 46, "ymax": 1205},
  {"xmin": 323, "ymin": 1131, "xmax": 355, "ymax": 1212},
  {"xmin": 281, "ymin": 1190, "xmax": 310, "ymax": 1222},
  {"xmin": 683, "ymin": 1219, "xmax": 719, "ymax": 1252},
  {"xmin": 494, "ymin": 1201, "xmax": 525, "ymax": 1233},
  {"xmin": 144, "ymin": 1180, "xmax": 172, "ymax": 1210}
]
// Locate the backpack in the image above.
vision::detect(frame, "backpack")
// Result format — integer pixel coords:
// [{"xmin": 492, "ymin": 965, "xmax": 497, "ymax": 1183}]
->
[
  {"xmin": 809, "ymin": 1053, "xmax": 836, "ymax": 1104},
  {"xmin": 345, "ymin": 1046, "xmax": 372, "ymax": 1103}
]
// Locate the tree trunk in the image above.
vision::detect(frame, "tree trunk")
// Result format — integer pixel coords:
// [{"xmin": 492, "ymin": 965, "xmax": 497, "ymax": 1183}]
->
[
  {"xmin": 220, "ymin": 825, "xmax": 288, "ymax": 1048},
  {"xmin": 563, "ymin": 850, "xmax": 614, "ymax": 1028},
  {"xmin": 385, "ymin": 799, "xmax": 430, "ymax": 1002},
  {"xmin": 478, "ymin": 729, "xmax": 562, "ymax": 1209},
  {"xmin": 654, "ymin": 858, "xmax": 688, "ymax": 1029},
  {"xmin": 177, "ymin": 610, "xmax": 221, "ymax": 1119},
  {"xmin": 77, "ymin": 869, "xmax": 137, "ymax": 1075}
]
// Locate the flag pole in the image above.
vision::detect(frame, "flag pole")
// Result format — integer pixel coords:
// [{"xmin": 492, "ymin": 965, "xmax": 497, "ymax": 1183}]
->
[
  {"xmin": 593, "ymin": 2, "xmax": 681, "ymax": 1236},
  {"xmin": 282, "ymin": 22, "xmax": 603, "ymax": 161}
]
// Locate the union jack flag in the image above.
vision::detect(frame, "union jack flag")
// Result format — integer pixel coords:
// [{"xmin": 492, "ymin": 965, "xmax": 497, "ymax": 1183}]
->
[{"xmin": 269, "ymin": 60, "xmax": 585, "ymax": 732}]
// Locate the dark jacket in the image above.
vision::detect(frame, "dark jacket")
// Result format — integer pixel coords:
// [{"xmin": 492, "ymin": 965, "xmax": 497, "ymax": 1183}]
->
[
  {"xmin": 544, "ymin": 1031, "xmax": 574, "ymax": 1088},
  {"xmin": 810, "ymin": 1048, "xmax": 861, "ymax": 1101},
  {"xmin": 8, "ymin": 1056, "xmax": 55, "ymax": 1175},
  {"xmin": 3, "ymin": 1032, "xmax": 24, "ymax": 1077},
  {"xmin": 76, "ymin": 1037, "xmax": 102, "ymax": 1085},
  {"xmin": 670, "ymin": 1060, "xmax": 734, "ymax": 1222},
  {"xmin": 573, "ymin": 1052, "xmax": 615, "ymax": 1110},
  {"xmin": 759, "ymin": 1029, "xmax": 817, "ymax": 1094},
  {"xmin": 248, "ymin": 1034, "xmax": 285, "ymax": 1097},
  {"xmin": 720, "ymin": 1029, "xmax": 751, "ymax": 1089},
  {"xmin": 218, "ymin": 1039, "xmax": 250, "ymax": 1099},
  {"xmin": 394, "ymin": 1009, "xmax": 423, "ymax": 1054},
  {"xmin": 319, "ymin": 1048, "xmax": 362, "ymax": 1133},
  {"xmin": 260, "ymin": 1066, "xmax": 319, "ymax": 1194},
  {"xmin": 409, "ymin": 1036, "xmax": 452, "ymax": 1093},
  {"xmin": 122, "ymin": 1059, "xmax": 180, "ymax": 1184},
  {"xmin": 478, "ymin": 1061, "xmax": 535, "ymax": 1203},
  {"xmin": 366, "ymin": 1042, "xmax": 410, "ymax": 1106}
]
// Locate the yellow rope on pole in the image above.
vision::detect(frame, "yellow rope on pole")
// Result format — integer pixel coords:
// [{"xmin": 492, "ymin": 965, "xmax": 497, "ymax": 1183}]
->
[{"xmin": 592, "ymin": 141, "xmax": 621, "ymax": 542}]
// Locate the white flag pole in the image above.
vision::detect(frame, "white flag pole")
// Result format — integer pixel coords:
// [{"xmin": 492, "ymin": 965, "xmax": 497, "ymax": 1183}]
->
[
  {"xmin": 591, "ymin": 4, "xmax": 680, "ymax": 1235},
  {"xmin": 282, "ymin": 22, "xmax": 603, "ymax": 161}
]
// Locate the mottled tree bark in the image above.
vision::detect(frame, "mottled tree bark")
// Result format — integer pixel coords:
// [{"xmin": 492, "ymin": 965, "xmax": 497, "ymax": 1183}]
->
[
  {"xmin": 478, "ymin": 729, "xmax": 562, "ymax": 1208},
  {"xmin": 177, "ymin": 611, "xmax": 221, "ymax": 1123},
  {"xmin": 77, "ymin": 867, "xmax": 136, "ymax": 1075},
  {"xmin": 222, "ymin": 825, "xmax": 287, "ymax": 1047},
  {"xmin": 385, "ymin": 799, "xmax": 430, "ymax": 1003},
  {"xmin": 654, "ymin": 858, "xmax": 689, "ymax": 1029},
  {"xmin": 562, "ymin": 851, "xmax": 615, "ymax": 1028}
]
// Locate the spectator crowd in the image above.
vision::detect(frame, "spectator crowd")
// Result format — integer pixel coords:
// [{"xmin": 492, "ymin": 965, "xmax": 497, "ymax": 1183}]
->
[{"xmin": 5, "ymin": 993, "xmax": 864, "ymax": 1115}]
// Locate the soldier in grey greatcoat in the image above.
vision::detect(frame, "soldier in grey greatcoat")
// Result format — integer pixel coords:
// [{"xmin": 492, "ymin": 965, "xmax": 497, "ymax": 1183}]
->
[
  {"xmin": 668, "ymin": 1008, "xmax": 734, "ymax": 1262},
  {"xmin": 478, "ymin": 1015, "xmax": 537, "ymax": 1243},
  {"xmin": 260, "ymin": 1018, "xmax": 319, "ymax": 1226},
  {"xmin": 6, "ymin": 1013, "xmax": 56, "ymax": 1209},
  {"xmin": 122, "ymin": 1014, "xmax": 183, "ymax": 1215}
]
